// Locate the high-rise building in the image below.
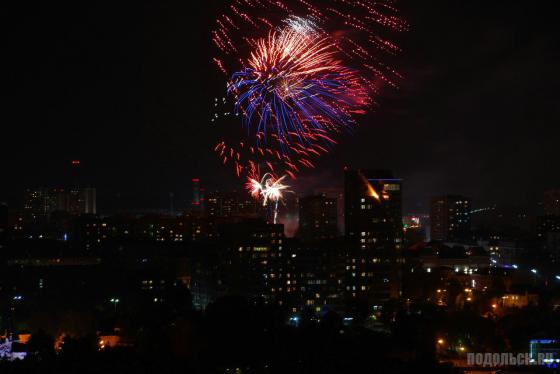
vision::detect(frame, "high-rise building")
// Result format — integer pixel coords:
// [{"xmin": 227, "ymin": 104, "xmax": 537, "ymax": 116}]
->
[
  {"xmin": 298, "ymin": 194, "xmax": 338, "ymax": 240},
  {"xmin": 544, "ymin": 189, "xmax": 560, "ymax": 216},
  {"xmin": 23, "ymin": 188, "xmax": 68, "ymax": 222},
  {"xmin": 283, "ymin": 239, "xmax": 346, "ymax": 314},
  {"xmin": 82, "ymin": 187, "xmax": 96, "ymax": 214},
  {"xmin": 205, "ymin": 190, "xmax": 264, "ymax": 219},
  {"xmin": 344, "ymin": 169, "xmax": 403, "ymax": 303},
  {"xmin": 63, "ymin": 159, "xmax": 96, "ymax": 215},
  {"xmin": 219, "ymin": 220, "xmax": 285, "ymax": 302},
  {"xmin": 430, "ymin": 195, "xmax": 471, "ymax": 242},
  {"xmin": 317, "ymin": 187, "xmax": 345, "ymax": 235},
  {"xmin": 191, "ymin": 178, "xmax": 204, "ymax": 213},
  {"xmin": 66, "ymin": 187, "xmax": 96, "ymax": 215},
  {"xmin": 24, "ymin": 187, "xmax": 96, "ymax": 220}
]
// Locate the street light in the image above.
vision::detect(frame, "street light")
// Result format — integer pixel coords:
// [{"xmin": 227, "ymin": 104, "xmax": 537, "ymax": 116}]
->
[
  {"xmin": 531, "ymin": 269, "xmax": 537, "ymax": 274},
  {"xmin": 109, "ymin": 298, "xmax": 120, "ymax": 312}
]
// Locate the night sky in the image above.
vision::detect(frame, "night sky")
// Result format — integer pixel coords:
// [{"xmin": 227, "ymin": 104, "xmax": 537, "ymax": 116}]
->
[{"xmin": 3, "ymin": 0, "xmax": 559, "ymax": 213}]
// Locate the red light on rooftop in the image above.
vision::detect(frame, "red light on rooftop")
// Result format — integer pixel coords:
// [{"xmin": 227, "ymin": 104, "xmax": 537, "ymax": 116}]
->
[
  {"xmin": 192, "ymin": 178, "xmax": 200, "ymax": 182},
  {"xmin": 71, "ymin": 160, "xmax": 81, "ymax": 165}
]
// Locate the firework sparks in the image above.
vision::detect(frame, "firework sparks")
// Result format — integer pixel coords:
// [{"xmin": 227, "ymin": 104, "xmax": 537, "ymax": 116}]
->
[
  {"xmin": 246, "ymin": 173, "xmax": 290, "ymax": 223},
  {"xmin": 228, "ymin": 20, "xmax": 368, "ymax": 142},
  {"xmin": 211, "ymin": 0, "xmax": 406, "ymax": 191},
  {"xmin": 213, "ymin": 1, "xmax": 407, "ymax": 86},
  {"xmin": 246, "ymin": 173, "xmax": 289, "ymax": 206}
]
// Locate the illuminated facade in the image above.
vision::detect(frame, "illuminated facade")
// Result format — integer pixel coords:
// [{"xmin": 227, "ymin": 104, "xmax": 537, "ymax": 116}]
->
[
  {"xmin": 205, "ymin": 190, "xmax": 264, "ymax": 219},
  {"xmin": 283, "ymin": 239, "xmax": 346, "ymax": 314},
  {"xmin": 23, "ymin": 188, "xmax": 66, "ymax": 222},
  {"xmin": 220, "ymin": 220, "xmax": 285, "ymax": 302},
  {"xmin": 430, "ymin": 195, "xmax": 471, "ymax": 242},
  {"xmin": 24, "ymin": 187, "xmax": 97, "ymax": 221},
  {"xmin": 344, "ymin": 169, "xmax": 403, "ymax": 303}
]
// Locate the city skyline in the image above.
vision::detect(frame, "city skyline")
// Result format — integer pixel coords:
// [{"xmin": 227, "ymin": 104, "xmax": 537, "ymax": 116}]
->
[
  {"xmin": 2, "ymin": 0, "xmax": 560, "ymax": 371},
  {"xmin": 3, "ymin": 0, "xmax": 559, "ymax": 213}
]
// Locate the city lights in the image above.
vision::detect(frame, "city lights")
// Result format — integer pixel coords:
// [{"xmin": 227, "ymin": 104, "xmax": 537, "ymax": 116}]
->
[{"xmin": 2, "ymin": 0, "xmax": 560, "ymax": 371}]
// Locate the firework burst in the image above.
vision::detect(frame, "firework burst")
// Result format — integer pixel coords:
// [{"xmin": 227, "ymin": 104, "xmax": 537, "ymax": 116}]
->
[
  {"xmin": 228, "ymin": 20, "xmax": 368, "ymax": 144},
  {"xmin": 245, "ymin": 172, "xmax": 290, "ymax": 223},
  {"xmin": 211, "ymin": 0, "xmax": 406, "ymax": 184}
]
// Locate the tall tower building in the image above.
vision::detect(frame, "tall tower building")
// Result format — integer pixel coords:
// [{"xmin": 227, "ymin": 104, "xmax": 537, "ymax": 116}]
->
[
  {"xmin": 191, "ymin": 178, "xmax": 203, "ymax": 213},
  {"xmin": 316, "ymin": 187, "xmax": 344, "ymax": 236},
  {"xmin": 220, "ymin": 220, "xmax": 285, "ymax": 302},
  {"xmin": 70, "ymin": 159, "xmax": 82, "ymax": 187},
  {"xmin": 430, "ymin": 195, "xmax": 471, "ymax": 242},
  {"xmin": 344, "ymin": 169, "xmax": 403, "ymax": 303},
  {"xmin": 66, "ymin": 160, "xmax": 96, "ymax": 215},
  {"xmin": 298, "ymin": 194, "xmax": 338, "ymax": 240},
  {"xmin": 82, "ymin": 187, "xmax": 96, "ymax": 214},
  {"xmin": 64, "ymin": 187, "xmax": 96, "ymax": 215}
]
